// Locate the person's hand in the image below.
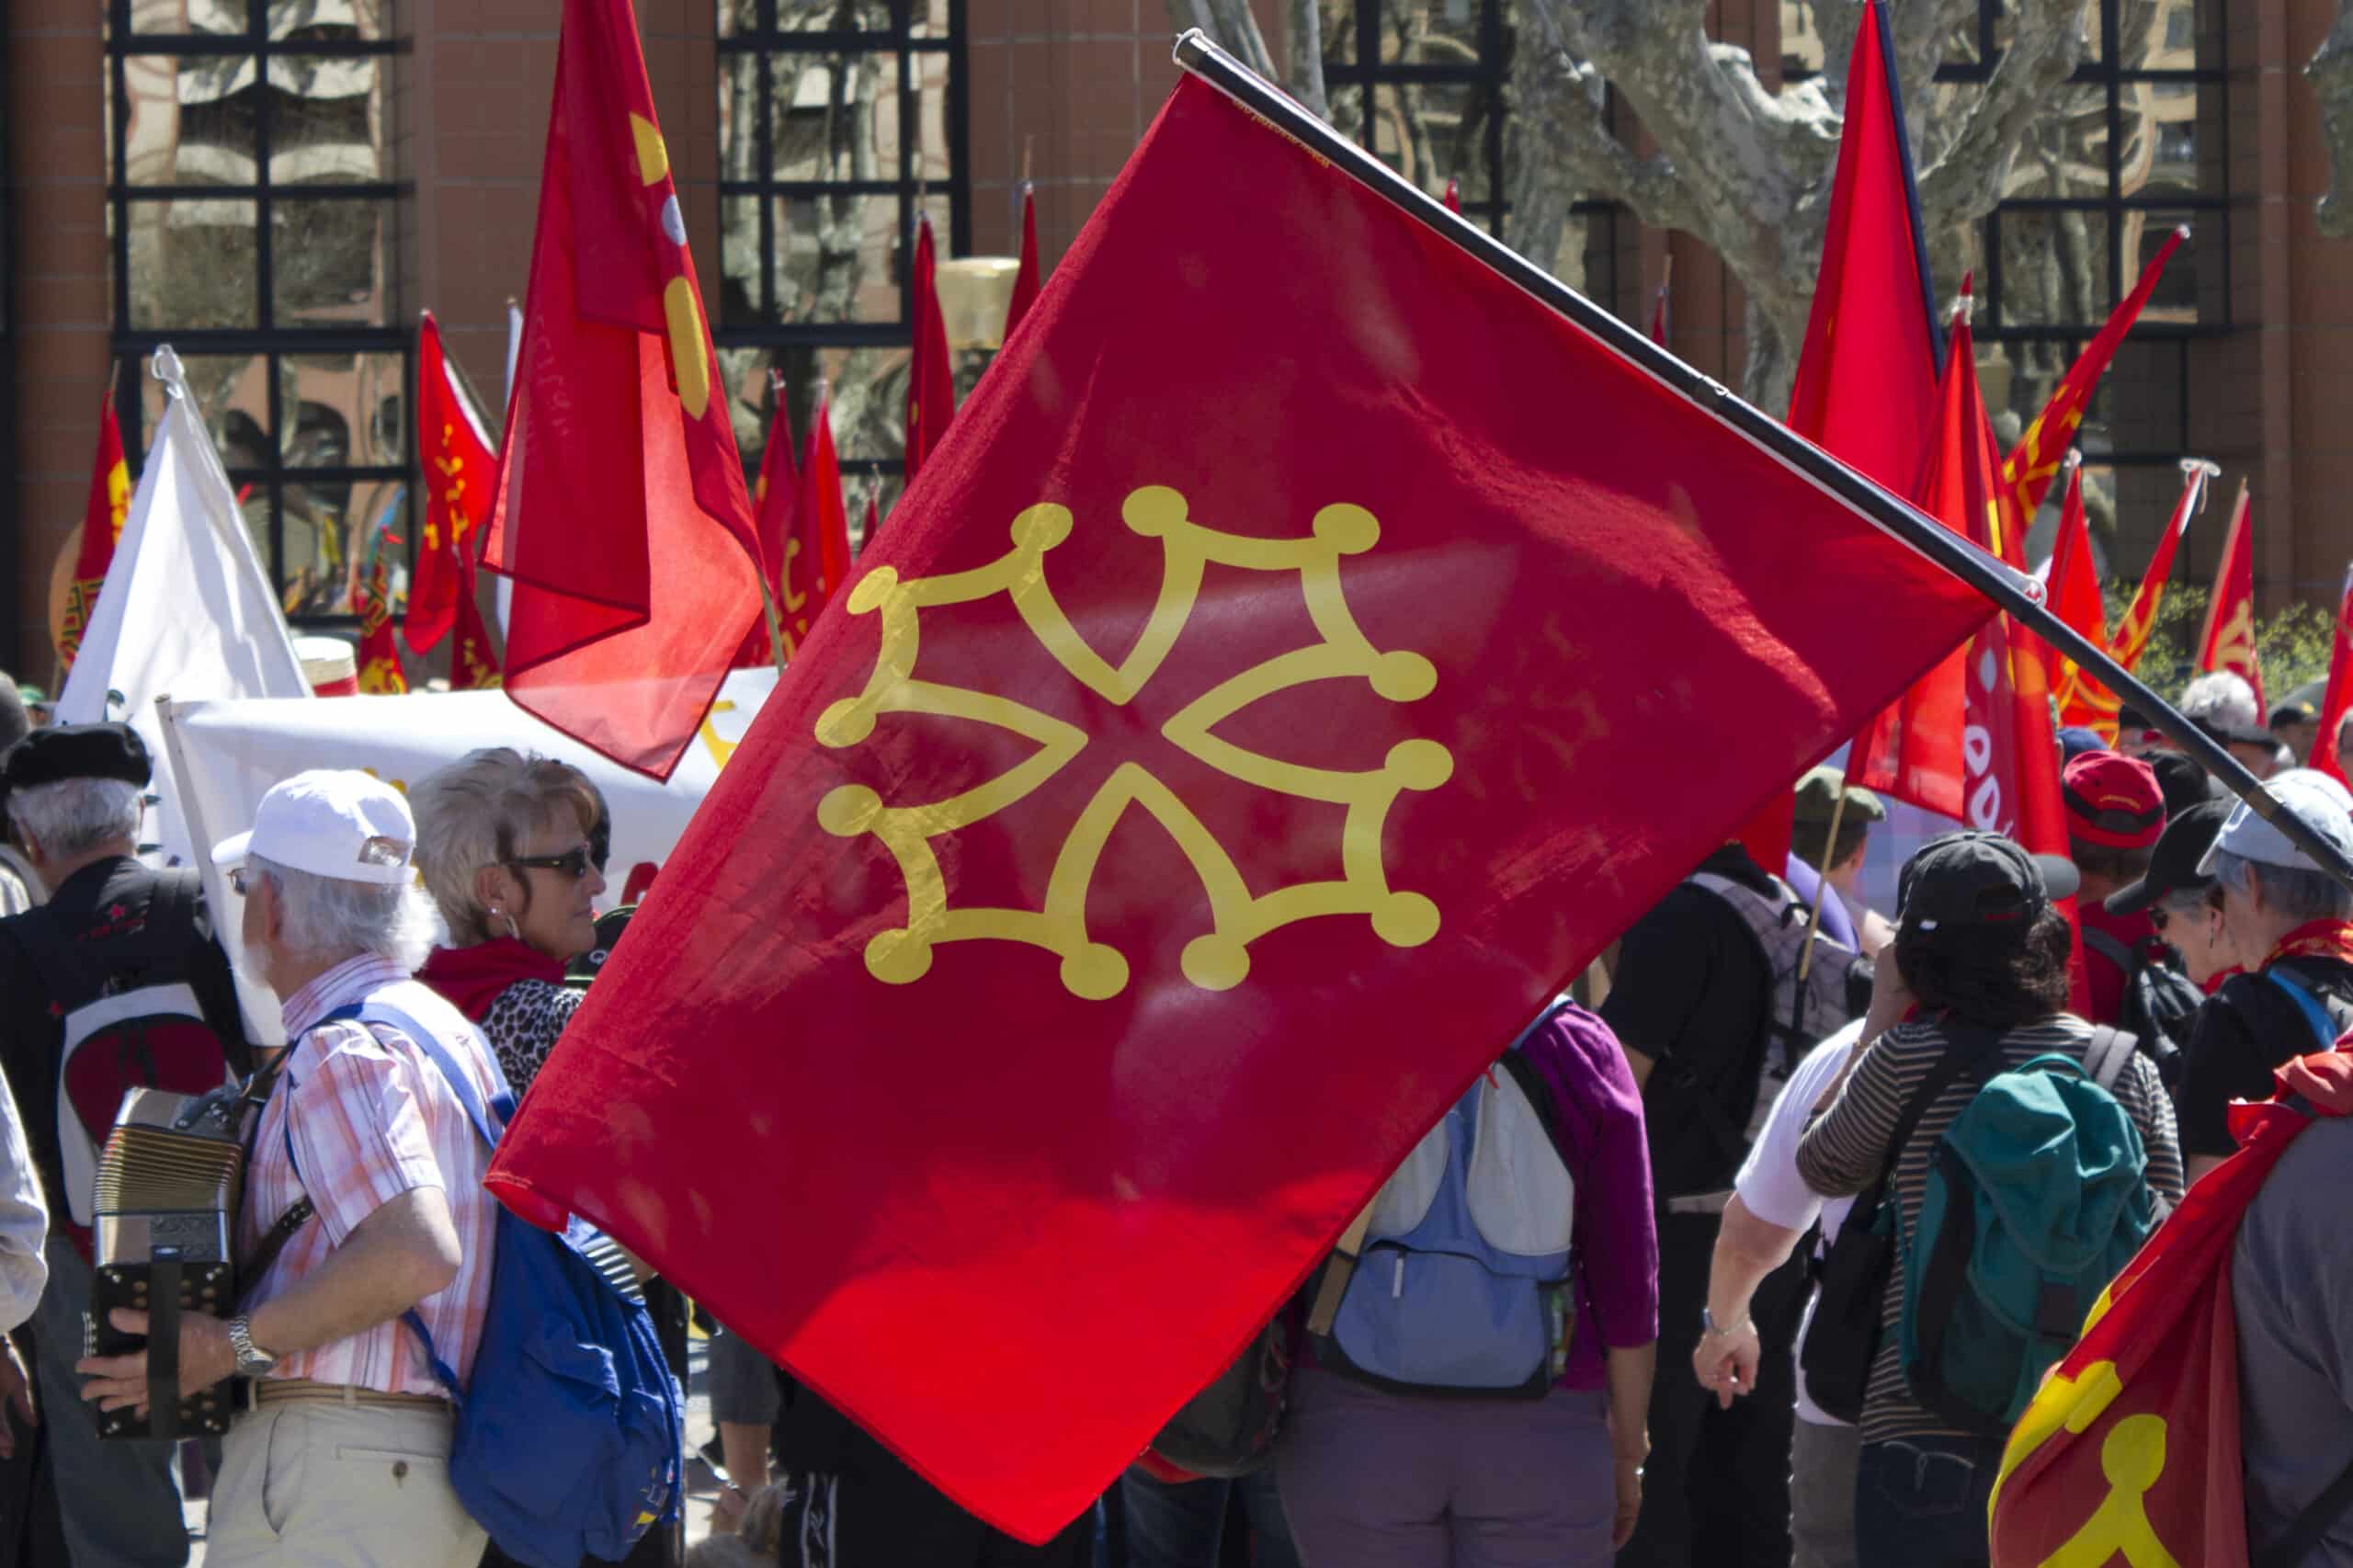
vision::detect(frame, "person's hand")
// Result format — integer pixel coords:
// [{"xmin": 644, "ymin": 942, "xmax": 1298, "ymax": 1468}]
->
[
  {"xmin": 74, "ymin": 1309, "xmax": 235, "ymax": 1415},
  {"xmin": 0, "ymin": 1337, "xmax": 34, "ymax": 1458},
  {"xmin": 1612, "ymin": 1452, "xmax": 1644, "ymax": 1549},
  {"xmin": 712, "ymin": 1483, "xmax": 750, "ymax": 1535},
  {"xmin": 1692, "ymin": 1316, "xmax": 1762, "ymax": 1410},
  {"xmin": 1864, "ymin": 949, "xmax": 1914, "ymax": 1027}
]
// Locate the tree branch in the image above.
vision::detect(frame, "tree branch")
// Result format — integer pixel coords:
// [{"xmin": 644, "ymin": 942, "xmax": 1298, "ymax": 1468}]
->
[
  {"xmin": 2313, "ymin": 0, "xmax": 2353, "ymax": 239},
  {"xmin": 1915, "ymin": 4, "xmax": 2086, "ymax": 233},
  {"xmin": 1286, "ymin": 0, "xmax": 1328, "ymax": 123}
]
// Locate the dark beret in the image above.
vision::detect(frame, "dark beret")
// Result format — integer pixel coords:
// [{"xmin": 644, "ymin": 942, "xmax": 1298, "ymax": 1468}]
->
[{"xmin": 2, "ymin": 722, "xmax": 152, "ymax": 791}]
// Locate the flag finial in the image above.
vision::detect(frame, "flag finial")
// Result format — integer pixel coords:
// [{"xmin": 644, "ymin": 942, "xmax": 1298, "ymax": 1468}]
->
[{"xmin": 149, "ymin": 345, "xmax": 188, "ymax": 402}]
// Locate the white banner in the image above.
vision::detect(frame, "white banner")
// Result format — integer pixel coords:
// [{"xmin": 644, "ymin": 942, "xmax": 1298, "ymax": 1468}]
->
[{"xmin": 157, "ymin": 672, "xmax": 775, "ymax": 1042}]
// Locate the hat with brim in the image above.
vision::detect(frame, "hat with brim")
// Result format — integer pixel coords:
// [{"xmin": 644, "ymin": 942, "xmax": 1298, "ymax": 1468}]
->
[
  {"xmin": 2196, "ymin": 769, "xmax": 2353, "ymax": 879},
  {"xmin": 211, "ymin": 768, "xmax": 415, "ymax": 886},
  {"xmin": 2106, "ymin": 798, "xmax": 2232, "ymax": 915},
  {"xmin": 0, "ymin": 723, "xmax": 151, "ymax": 791},
  {"xmin": 1898, "ymin": 831, "xmax": 2081, "ymax": 935}
]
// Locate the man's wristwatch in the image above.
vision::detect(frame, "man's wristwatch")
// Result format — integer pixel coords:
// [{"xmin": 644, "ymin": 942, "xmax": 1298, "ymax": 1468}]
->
[
  {"xmin": 1700, "ymin": 1305, "xmax": 1749, "ymax": 1338},
  {"xmin": 225, "ymin": 1315, "xmax": 278, "ymax": 1378}
]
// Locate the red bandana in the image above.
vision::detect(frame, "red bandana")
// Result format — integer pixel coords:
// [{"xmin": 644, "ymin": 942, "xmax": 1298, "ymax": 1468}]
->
[
  {"xmin": 416, "ymin": 937, "xmax": 566, "ymax": 1023},
  {"xmin": 2262, "ymin": 919, "xmax": 2353, "ymax": 972}
]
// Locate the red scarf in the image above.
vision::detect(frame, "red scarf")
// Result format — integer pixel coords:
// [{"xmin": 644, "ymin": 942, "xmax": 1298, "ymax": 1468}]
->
[
  {"xmin": 2262, "ymin": 918, "xmax": 2353, "ymax": 972},
  {"xmin": 416, "ymin": 937, "xmax": 566, "ymax": 1022}
]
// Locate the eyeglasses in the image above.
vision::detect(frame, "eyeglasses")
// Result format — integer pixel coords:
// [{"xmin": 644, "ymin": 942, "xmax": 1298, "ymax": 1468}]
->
[
  {"xmin": 506, "ymin": 844, "xmax": 600, "ymax": 881},
  {"xmin": 227, "ymin": 867, "xmax": 255, "ymax": 897}
]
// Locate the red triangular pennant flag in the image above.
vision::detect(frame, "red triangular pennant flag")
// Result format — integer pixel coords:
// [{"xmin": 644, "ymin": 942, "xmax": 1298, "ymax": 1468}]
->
[
  {"xmin": 406, "ymin": 311, "xmax": 501, "ymax": 655},
  {"xmin": 798, "ymin": 381, "xmax": 853, "ymax": 597},
  {"xmin": 2197, "ymin": 482, "xmax": 2264, "ymax": 715},
  {"xmin": 733, "ymin": 385, "xmax": 800, "ymax": 668},
  {"xmin": 451, "ymin": 558, "xmax": 504, "ymax": 689},
  {"xmin": 481, "ymin": 0, "xmax": 765, "ymax": 778},
  {"xmin": 2063, "ymin": 462, "xmax": 2212, "ymax": 741},
  {"xmin": 353, "ymin": 548, "xmax": 408, "ymax": 696},
  {"xmin": 2313, "ymin": 564, "xmax": 2353, "ymax": 786},
  {"xmin": 2042, "ymin": 460, "xmax": 2111, "ymax": 732},
  {"xmin": 483, "ymin": 74, "xmax": 1995, "ymax": 1543},
  {"xmin": 1006, "ymin": 182, "xmax": 1042, "ymax": 337},
  {"xmin": 905, "ymin": 211, "xmax": 956, "ymax": 483},
  {"xmin": 57, "ymin": 386, "xmax": 131, "ymax": 676}
]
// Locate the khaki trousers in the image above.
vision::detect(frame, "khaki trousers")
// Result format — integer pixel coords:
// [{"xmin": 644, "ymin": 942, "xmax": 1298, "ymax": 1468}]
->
[{"xmin": 204, "ymin": 1398, "xmax": 486, "ymax": 1568}]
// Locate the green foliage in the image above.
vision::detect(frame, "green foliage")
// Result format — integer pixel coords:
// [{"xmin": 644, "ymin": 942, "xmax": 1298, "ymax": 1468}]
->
[{"xmin": 2096, "ymin": 581, "xmax": 2337, "ymax": 704}]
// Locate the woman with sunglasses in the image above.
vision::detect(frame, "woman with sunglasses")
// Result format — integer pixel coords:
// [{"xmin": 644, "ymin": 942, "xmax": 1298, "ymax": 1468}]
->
[{"xmin": 408, "ymin": 748, "xmax": 610, "ymax": 1097}]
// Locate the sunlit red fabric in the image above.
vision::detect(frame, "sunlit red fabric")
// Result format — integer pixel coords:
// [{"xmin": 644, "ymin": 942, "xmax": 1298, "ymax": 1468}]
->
[
  {"xmin": 2197, "ymin": 485, "xmax": 2265, "ymax": 715},
  {"xmin": 732, "ymin": 392, "xmax": 797, "ymax": 669},
  {"xmin": 2042, "ymin": 463, "xmax": 2111, "ymax": 732},
  {"xmin": 1006, "ymin": 183, "xmax": 1042, "ymax": 337},
  {"xmin": 486, "ymin": 77, "xmax": 1995, "ymax": 1543},
  {"xmin": 481, "ymin": 0, "xmax": 763, "ymax": 779},
  {"xmin": 406, "ymin": 311, "xmax": 500, "ymax": 655},
  {"xmin": 352, "ymin": 554, "xmax": 407, "ymax": 696},
  {"xmin": 2312, "ymin": 566, "xmax": 2353, "ymax": 785},
  {"xmin": 58, "ymin": 389, "xmax": 130, "ymax": 675},
  {"xmin": 905, "ymin": 212, "xmax": 956, "ymax": 483},
  {"xmin": 2063, "ymin": 465, "xmax": 2208, "ymax": 740}
]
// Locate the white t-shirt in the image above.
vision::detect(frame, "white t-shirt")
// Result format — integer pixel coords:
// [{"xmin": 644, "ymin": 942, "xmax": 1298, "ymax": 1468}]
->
[{"xmin": 1734, "ymin": 1021, "xmax": 1862, "ymax": 1427}]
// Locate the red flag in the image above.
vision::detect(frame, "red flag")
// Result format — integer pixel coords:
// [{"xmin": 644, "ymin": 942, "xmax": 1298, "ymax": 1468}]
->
[
  {"xmin": 352, "ymin": 550, "xmax": 408, "ymax": 696},
  {"xmin": 2000, "ymin": 225, "xmax": 2188, "ymax": 523},
  {"xmin": 1442, "ymin": 176, "xmax": 1461, "ymax": 213},
  {"xmin": 406, "ymin": 312, "xmax": 500, "ymax": 655},
  {"xmin": 1991, "ymin": 1053, "xmax": 2353, "ymax": 1568},
  {"xmin": 861, "ymin": 489, "xmax": 880, "ymax": 546},
  {"xmin": 733, "ymin": 386, "xmax": 801, "ymax": 669},
  {"xmin": 481, "ymin": 0, "xmax": 765, "ymax": 779},
  {"xmin": 797, "ymin": 381, "xmax": 853, "ymax": 601},
  {"xmin": 2312, "ymin": 564, "xmax": 2353, "ymax": 785},
  {"xmin": 905, "ymin": 211, "xmax": 956, "ymax": 482},
  {"xmin": 483, "ymin": 75, "xmax": 1995, "ymax": 1541},
  {"xmin": 57, "ymin": 386, "xmax": 131, "ymax": 675},
  {"xmin": 2064, "ymin": 461, "xmax": 2212, "ymax": 741},
  {"xmin": 1761, "ymin": 0, "xmax": 1945, "ymax": 866},
  {"xmin": 1006, "ymin": 182, "xmax": 1042, "ymax": 337},
  {"xmin": 451, "ymin": 559, "xmax": 503, "ymax": 689},
  {"xmin": 2042, "ymin": 460, "xmax": 2112, "ymax": 731},
  {"xmin": 2196, "ymin": 482, "xmax": 2264, "ymax": 715}
]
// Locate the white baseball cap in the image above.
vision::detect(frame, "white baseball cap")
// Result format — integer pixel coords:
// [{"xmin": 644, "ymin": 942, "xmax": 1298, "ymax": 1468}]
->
[
  {"xmin": 210, "ymin": 769, "xmax": 415, "ymax": 886},
  {"xmin": 2197, "ymin": 768, "xmax": 2353, "ymax": 878}
]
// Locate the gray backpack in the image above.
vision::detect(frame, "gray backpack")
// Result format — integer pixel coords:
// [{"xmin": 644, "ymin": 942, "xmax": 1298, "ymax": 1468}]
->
[{"xmin": 1689, "ymin": 871, "xmax": 1872, "ymax": 1149}]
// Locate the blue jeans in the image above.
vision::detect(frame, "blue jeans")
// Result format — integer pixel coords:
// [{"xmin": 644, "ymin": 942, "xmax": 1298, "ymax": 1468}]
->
[
  {"xmin": 1853, "ymin": 1434, "xmax": 2004, "ymax": 1568},
  {"xmin": 1121, "ymin": 1463, "xmax": 1301, "ymax": 1568}
]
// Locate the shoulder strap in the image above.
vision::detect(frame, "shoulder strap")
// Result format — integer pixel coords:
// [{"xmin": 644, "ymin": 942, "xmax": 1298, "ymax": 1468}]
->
[
  {"xmin": 2265, "ymin": 969, "xmax": 2343, "ymax": 1053},
  {"xmin": 1855, "ymin": 1022, "xmax": 2006, "ymax": 1215},
  {"xmin": 2080, "ymin": 926, "xmax": 2135, "ymax": 972},
  {"xmin": 2257, "ymin": 1453, "xmax": 2353, "ymax": 1568},
  {"xmin": 2082, "ymin": 1026, "xmax": 2139, "ymax": 1094}
]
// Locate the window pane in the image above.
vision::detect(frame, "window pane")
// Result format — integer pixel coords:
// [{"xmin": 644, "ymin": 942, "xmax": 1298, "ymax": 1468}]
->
[
  {"xmin": 719, "ymin": 51, "xmax": 762, "ymax": 182},
  {"xmin": 2118, "ymin": 79, "xmax": 2213, "ymax": 200},
  {"xmin": 281, "ymin": 474, "xmax": 361, "ymax": 617},
  {"xmin": 127, "ymin": 0, "xmax": 250, "ymax": 37},
  {"xmin": 2000, "ymin": 80, "xmax": 2108, "ymax": 199},
  {"xmin": 141, "ymin": 353, "xmax": 271, "ymax": 466},
  {"xmin": 772, "ymin": 51, "xmax": 886, "ymax": 183},
  {"xmin": 910, "ymin": 0, "xmax": 949, "ymax": 40},
  {"xmin": 2082, "ymin": 340, "xmax": 2187, "ymax": 457},
  {"xmin": 719, "ymin": 194, "xmax": 772, "ymax": 324},
  {"xmin": 1779, "ymin": 0, "xmax": 1828, "ymax": 79},
  {"xmin": 1994, "ymin": 207, "xmax": 2111, "ymax": 329},
  {"xmin": 1370, "ymin": 82, "xmax": 1499, "ymax": 206},
  {"xmin": 281, "ymin": 350, "xmax": 404, "ymax": 467},
  {"xmin": 2119, "ymin": 0, "xmax": 2218, "ymax": 73},
  {"xmin": 1996, "ymin": 0, "xmax": 2103, "ymax": 66},
  {"xmin": 126, "ymin": 199, "xmax": 260, "ymax": 328},
  {"xmin": 272, "ymin": 198, "xmax": 392, "ymax": 325},
  {"xmin": 904, "ymin": 50, "xmax": 951, "ymax": 187},
  {"xmin": 778, "ymin": 1, "xmax": 892, "ymax": 29},
  {"xmin": 2125, "ymin": 208, "xmax": 2217, "ymax": 325},
  {"xmin": 766, "ymin": 191, "xmax": 904, "ymax": 323},
  {"xmin": 122, "ymin": 55, "xmax": 262, "ymax": 187},
  {"xmin": 269, "ymin": 56, "xmax": 387, "ymax": 185},
  {"xmin": 1973, "ymin": 336, "xmax": 2079, "ymax": 455},
  {"xmin": 1375, "ymin": 0, "xmax": 1484, "ymax": 66},
  {"xmin": 1321, "ymin": 0, "xmax": 1357, "ymax": 66},
  {"xmin": 267, "ymin": 0, "xmax": 389, "ymax": 42}
]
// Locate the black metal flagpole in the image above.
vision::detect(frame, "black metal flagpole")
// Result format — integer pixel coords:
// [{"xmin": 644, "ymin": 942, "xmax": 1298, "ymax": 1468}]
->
[{"xmin": 1170, "ymin": 28, "xmax": 2353, "ymax": 896}]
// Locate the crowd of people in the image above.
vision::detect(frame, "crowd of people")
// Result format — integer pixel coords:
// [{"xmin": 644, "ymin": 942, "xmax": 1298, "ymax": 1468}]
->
[{"xmin": 0, "ymin": 656, "xmax": 2338, "ymax": 1568}]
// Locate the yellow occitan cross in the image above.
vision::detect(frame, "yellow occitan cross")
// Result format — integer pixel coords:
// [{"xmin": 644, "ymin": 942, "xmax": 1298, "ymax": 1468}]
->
[{"xmin": 816, "ymin": 485, "xmax": 1453, "ymax": 1001}]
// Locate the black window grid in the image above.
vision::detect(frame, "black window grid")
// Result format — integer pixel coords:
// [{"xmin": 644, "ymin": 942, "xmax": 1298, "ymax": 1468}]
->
[
  {"xmin": 103, "ymin": 0, "xmax": 408, "ymax": 631},
  {"xmin": 714, "ymin": 0, "xmax": 970, "ymax": 497}
]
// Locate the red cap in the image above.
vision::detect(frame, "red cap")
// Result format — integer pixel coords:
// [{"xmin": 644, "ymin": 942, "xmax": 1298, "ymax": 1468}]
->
[{"xmin": 2063, "ymin": 751, "xmax": 2165, "ymax": 850}]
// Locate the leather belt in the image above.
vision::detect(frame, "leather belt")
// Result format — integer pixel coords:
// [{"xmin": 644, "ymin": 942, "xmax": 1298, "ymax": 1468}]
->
[
  {"xmin": 1662, "ymin": 1190, "xmax": 1733, "ymax": 1216},
  {"xmin": 243, "ymin": 1379, "xmax": 449, "ymax": 1412}
]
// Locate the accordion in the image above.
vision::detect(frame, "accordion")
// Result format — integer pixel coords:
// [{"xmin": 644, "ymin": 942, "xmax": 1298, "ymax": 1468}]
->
[{"xmin": 86, "ymin": 1085, "xmax": 248, "ymax": 1440}]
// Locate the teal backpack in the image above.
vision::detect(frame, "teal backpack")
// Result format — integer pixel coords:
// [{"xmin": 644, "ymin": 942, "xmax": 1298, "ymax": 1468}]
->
[{"xmin": 1898, "ymin": 1030, "xmax": 2157, "ymax": 1436}]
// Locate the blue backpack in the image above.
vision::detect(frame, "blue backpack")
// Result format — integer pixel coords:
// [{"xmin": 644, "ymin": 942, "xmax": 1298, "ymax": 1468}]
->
[
  {"xmin": 1307, "ymin": 1021, "xmax": 1577, "ymax": 1397},
  {"xmin": 1897, "ymin": 1030, "xmax": 2156, "ymax": 1436},
  {"xmin": 320, "ymin": 1002, "xmax": 683, "ymax": 1568}
]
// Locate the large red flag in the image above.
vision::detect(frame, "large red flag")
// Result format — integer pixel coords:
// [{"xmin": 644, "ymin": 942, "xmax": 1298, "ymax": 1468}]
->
[
  {"xmin": 904, "ymin": 211, "xmax": 956, "ymax": 482},
  {"xmin": 2197, "ymin": 481, "xmax": 2265, "ymax": 714},
  {"xmin": 733, "ymin": 384, "xmax": 799, "ymax": 669},
  {"xmin": 2063, "ymin": 460, "xmax": 2213, "ymax": 741},
  {"xmin": 2000, "ymin": 225, "xmax": 2188, "ymax": 523},
  {"xmin": 481, "ymin": 0, "xmax": 765, "ymax": 779},
  {"xmin": 451, "ymin": 560, "xmax": 503, "ymax": 689},
  {"xmin": 2043, "ymin": 459, "xmax": 2113, "ymax": 731},
  {"xmin": 57, "ymin": 386, "xmax": 131, "ymax": 675},
  {"xmin": 484, "ymin": 75, "xmax": 1995, "ymax": 1541},
  {"xmin": 1006, "ymin": 182, "xmax": 1042, "ymax": 337},
  {"xmin": 406, "ymin": 311, "xmax": 500, "ymax": 655},
  {"xmin": 2313, "ymin": 563, "xmax": 2353, "ymax": 785},
  {"xmin": 352, "ymin": 551, "xmax": 408, "ymax": 696},
  {"xmin": 1763, "ymin": 0, "xmax": 1944, "ymax": 867}
]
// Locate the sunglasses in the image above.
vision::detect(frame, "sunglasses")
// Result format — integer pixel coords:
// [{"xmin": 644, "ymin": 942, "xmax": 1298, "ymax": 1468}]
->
[
  {"xmin": 228, "ymin": 866, "xmax": 256, "ymax": 897},
  {"xmin": 507, "ymin": 844, "xmax": 601, "ymax": 881}
]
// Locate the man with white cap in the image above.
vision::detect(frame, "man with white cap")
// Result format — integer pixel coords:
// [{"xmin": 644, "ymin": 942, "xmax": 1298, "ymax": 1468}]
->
[
  {"xmin": 2177, "ymin": 769, "xmax": 2353, "ymax": 1183},
  {"xmin": 75, "ymin": 769, "xmax": 505, "ymax": 1568}
]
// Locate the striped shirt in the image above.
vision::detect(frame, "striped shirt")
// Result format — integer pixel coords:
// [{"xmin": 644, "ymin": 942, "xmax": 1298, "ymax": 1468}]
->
[
  {"xmin": 240, "ymin": 955, "xmax": 505, "ymax": 1394},
  {"xmin": 1794, "ymin": 1012, "xmax": 2185, "ymax": 1443}
]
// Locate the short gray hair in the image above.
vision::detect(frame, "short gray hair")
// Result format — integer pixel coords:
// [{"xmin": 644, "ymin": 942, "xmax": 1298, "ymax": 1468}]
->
[
  {"xmin": 248, "ymin": 853, "xmax": 438, "ymax": 972},
  {"xmin": 409, "ymin": 748, "xmax": 602, "ymax": 945},
  {"xmin": 7, "ymin": 777, "xmax": 142, "ymax": 859},
  {"xmin": 2182, "ymin": 671, "xmax": 2262, "ymax": 733},
  {"xmin": 2210, "ymin": 846, "xmax": 2353, "ymax": 925}
]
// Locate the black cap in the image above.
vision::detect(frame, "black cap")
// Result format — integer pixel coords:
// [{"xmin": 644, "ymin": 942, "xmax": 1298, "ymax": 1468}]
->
[
  {"xmin": 2104, "ymin": 798, "xmax": 2233, "ymax": 915},
  {"xmin": 0, "ymin": 723, "xmax": 151, "ymax": 791},
  {"xmin": 2195, "ymin": 714, "xmax": 2279, "ymax": 753},
  {"xmin": 2146, "ymin": 750, "xmax": 2222, "ymax": 817},
  {"xmin": 2273, "ymin": 699, "xmax": 2320, "ymax": 731},
  {"xmin": 1898, "ymin": 831, "xmax": 2082, "ymax": 935}
]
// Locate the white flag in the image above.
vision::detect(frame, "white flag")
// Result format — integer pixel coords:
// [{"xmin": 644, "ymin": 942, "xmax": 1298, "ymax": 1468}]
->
[{"xmin": 57, "ymin": 347, "xmax": 309, "ymax": 867}]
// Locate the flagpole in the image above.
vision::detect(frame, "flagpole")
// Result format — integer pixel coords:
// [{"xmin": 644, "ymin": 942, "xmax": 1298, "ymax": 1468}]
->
[
  {"xmin": 1170, "ymin": 28, "xmax": 2353, "ymax": 899},
  {"xmin": 1794, "ymin": 781, "xmax": 1849, "ymax": 983}
]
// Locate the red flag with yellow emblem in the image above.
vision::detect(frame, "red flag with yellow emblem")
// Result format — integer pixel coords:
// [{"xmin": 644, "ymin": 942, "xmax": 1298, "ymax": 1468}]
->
[
  {"xmin": 2044, "ymin": 459, "xmax": 2110, "ymax": 728},
  {"xmin": 484, "ymin": 74, "xmax": 1996, "ymax": 1541},
  {"xmin": 2198, "ymin": 482, "xmax": 2265, "ymax": 715},
  {"xmin": 732, "ymin": 384, "xmax": 798, "ymax": 669},
  {"xmin": 2059, "ymin": 460, "xmax": 2214, "ymax": 740},
  {"xmin": 905, "ymin": 211, "xmax": 956, "ymax": 483},
  {"xmin": 352, "ymin": 549, "xmax": 408, "ymax": 696},
  {"xmin": 57, "ymin": 386, "xmax": 131, "ymax": 675},
  {"xmin": 406, "ymin": 312, "xmax": 500, "ymax": 655},
  {"xmin": 482, "ymin": 0, "xmax": 765, "ymax": 778},
  {"xmin": 1991, "ymin": 1053, "xmax": 2353, "ymax": 1568}
]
